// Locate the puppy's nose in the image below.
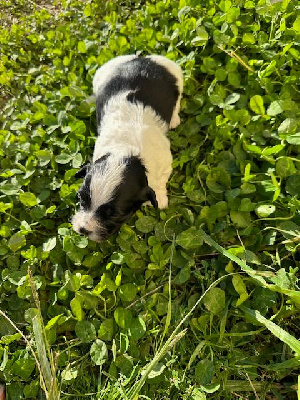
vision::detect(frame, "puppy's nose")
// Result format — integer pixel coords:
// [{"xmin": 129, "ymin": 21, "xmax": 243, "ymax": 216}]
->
[{"xmin": 79, "ymin": 227, "xmax": 91, "ymax": 236}]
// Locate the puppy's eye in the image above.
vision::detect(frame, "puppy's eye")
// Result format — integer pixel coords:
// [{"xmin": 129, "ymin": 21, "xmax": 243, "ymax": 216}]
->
[
  {"xmin": 105, "ymin": 206, "xmax": 114, "ymax": 217},
  {"xmin": 95, "ymin": 204, "xmax": 115, "ymax": 219}
]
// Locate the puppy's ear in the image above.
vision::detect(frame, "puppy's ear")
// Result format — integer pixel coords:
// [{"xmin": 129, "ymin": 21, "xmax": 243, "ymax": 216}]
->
[
  {"xmin": 75, "ymin": 163, "xmax": 91, "ymax": 178},
  {"xmin": 147, "ymin": 187, "xmax": 158, "ymax": 208}
]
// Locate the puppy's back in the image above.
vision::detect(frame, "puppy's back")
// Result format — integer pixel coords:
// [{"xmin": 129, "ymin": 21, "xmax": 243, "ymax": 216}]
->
[{"xmin": 93, "ymin": 55, "xmax": 181, "ymax": 126}]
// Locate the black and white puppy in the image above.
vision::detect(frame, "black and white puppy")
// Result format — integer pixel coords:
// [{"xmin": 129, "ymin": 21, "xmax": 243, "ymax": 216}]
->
[{"xmin": 72, "ymin": 55, "xmax": 183, "ymax": 242}]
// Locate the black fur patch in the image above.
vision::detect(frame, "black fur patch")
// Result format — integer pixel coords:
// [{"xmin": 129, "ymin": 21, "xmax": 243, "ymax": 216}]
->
[
  {"xmin": 77, "ymin": 153, "xmax": 111, "ymax": 210},
  {"xmin": 94, "ymin": 153, "xmax": 110, "ymax": 165},
  {"xmin": 95, "ymin": 56, "xmax": 179, "ymax": 126},
  {"xmin": 94, "ymin": 156, "xmax": 157, "ymax": 237},
  {"xmin": 75, "ymin": 163, "xmax": 91, "ymax": 178},
  {"xmin": 147, "ymin": 186, "xmax": 158, "ymax": 208},
  {"xmin": 78, "ymin": 174, "xmax": 92, "ymax": 210},
  {"xmin": 79, "ymin": 227, "xmax": 91, "ymax": 235}
]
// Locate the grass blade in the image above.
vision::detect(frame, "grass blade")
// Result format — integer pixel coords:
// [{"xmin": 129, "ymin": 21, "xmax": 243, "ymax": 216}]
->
[
  {"xmin": 161, "ymin": 236, "xmax": 175, "ymax": 344},
  {"xmin": 267, "ymin": 357, "xmax": 300, "ymax": 371},
  {"xmin": 128, "ymin": 329, "xmax": 187, "ymax": 400},
  {"xmin": 241, "ymin": 306, "xmax": 300, "ymax": 355},
  {"xmin": 198, "ymin": 227, "xmax": 300, "ymax": 305},
  {"xmin": 32, "ymin": 316, "xmax": 53, "ymax": 391},
  {"xmin": 0, "ymin": 309, "xmax": 48, "ymax": 396}
]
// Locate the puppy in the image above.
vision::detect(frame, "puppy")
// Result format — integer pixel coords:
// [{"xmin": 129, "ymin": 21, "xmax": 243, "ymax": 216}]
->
[{"xmin": 72, "ymin": 55, "xmax": 183, "ymax": 242}]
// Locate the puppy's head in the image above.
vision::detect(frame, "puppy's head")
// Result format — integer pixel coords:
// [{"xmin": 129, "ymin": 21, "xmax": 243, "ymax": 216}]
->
[{"xmin": 72, "ymin": 154, "xmax": 157, "ymax": 242}]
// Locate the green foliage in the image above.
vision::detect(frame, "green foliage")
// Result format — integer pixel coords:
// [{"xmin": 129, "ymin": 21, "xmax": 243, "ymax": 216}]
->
[{"xmin": 0, "ymin": 0, "xmax": 299, "ymax": 399}]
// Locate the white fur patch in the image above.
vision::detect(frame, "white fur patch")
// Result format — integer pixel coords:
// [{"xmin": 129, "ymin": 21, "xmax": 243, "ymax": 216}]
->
[
  {"xmin": 90, "ymin": 155, "xmax": 126, "ymax": 207},
  {"xmin": 93, "ymin": 92, "xmax": 168, "ymax": 162}
]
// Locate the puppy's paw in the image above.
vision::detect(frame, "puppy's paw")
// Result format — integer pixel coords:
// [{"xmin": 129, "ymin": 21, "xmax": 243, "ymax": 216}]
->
[
  {"xmin": 170, "ymin": 114, "xmax": 180, "ymax": 129},
  {"xmin": 156, "ymin": 193, "xmax": 169, "ymax": 209}
]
